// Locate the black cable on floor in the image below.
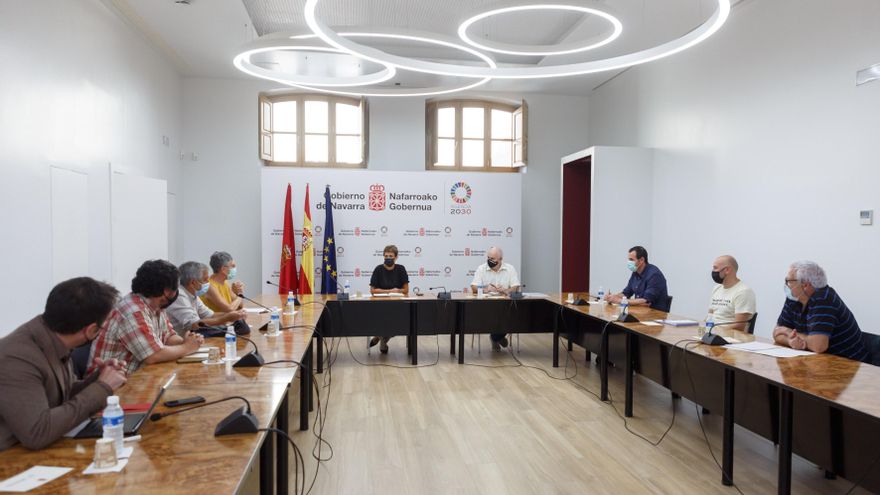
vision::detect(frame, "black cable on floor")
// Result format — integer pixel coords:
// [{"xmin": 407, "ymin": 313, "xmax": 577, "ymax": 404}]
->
[{"xmin": 260, "ymin": 427, "xmax": 306, "ymax": 495}]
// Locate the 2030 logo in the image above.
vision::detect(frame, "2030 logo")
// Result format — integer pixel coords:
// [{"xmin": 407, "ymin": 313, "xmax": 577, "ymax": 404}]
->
[{"xmin": 449, "ymin": 181, "xmax": 472, "ymax": 215}]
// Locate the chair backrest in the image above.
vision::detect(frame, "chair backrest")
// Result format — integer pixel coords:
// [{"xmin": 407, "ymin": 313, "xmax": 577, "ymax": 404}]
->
[
  {"xmin": 71, "ymin": 343, "xmax": 92, "ymax": 379},
  {"xmin": 746, "ymin": 313, "xmax": 758, "ymax": 335},
  {"xmin": 658, "ymin": 295, "xmax": 673, "ymax": 313},
  {"xmin": 862, "ymin": 332, "xmax": 880, "ymax": 366}
]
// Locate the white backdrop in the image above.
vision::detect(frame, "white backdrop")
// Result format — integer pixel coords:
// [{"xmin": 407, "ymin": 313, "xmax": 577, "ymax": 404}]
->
[{"xmin": 261, "ymin": 168, "xmax": 521, "ymax": 295}]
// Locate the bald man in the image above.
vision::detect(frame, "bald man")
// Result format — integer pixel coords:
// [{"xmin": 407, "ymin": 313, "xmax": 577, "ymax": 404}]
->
[
  {"xmin": 709, "ymin": 255, "xmax": 756, "ymax": 331},
  {"xmin": 471, "ymin": 246, "xmax": 520, "ymax": 350}
]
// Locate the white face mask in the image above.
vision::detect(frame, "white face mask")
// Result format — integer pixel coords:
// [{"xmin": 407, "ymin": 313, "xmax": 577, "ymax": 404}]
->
[{"xmin": 196, "ymin": 282, "xmax": 210, "ymax": 297}]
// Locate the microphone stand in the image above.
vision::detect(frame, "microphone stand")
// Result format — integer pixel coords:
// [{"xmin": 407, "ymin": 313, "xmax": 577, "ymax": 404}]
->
[
  {"xmin": 233, "ymin": 335, "xmax": 265, "ymax": 367},
  {"xmin": 150, "ymin": 396, "xmax": 258, "ymax": 436},
  {"xmin": 429, "ymin": 286, "xmax": 451, "ymax": 300},
  {"xmin": 266, "ymin": 281, "xmax": 301, "ymax": 306}
]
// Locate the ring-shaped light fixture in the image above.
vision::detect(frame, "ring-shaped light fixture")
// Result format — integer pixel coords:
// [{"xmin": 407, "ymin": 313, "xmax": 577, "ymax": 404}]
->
[
  {"xmin": 457, "ymin": 4, "xmax": 622, "ymax": 57},
  {"xmin": 233, "ymin": 44, "xmax": 396, "ymax": 87},
  {"xmin": 304, "ymin": 0, "xmax": 731, "ymax": 79},
  {"xmin": 277, "ymin": 30, "xmax": 497, "ymax": 97}
]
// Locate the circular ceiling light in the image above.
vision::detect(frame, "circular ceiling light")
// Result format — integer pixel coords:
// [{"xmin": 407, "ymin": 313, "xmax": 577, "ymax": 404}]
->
[
  {"xmin": 457, "ymin": 4, "xmax": 623, "ymax": 57},
  {"xmin": 304, "ymin": 0, "xmax": 731, "ymax": 79},
  {"xmin": 233, "ymin": 44, "xmax": 396, "ymax": 87},
  {"xmin": 240, "ymin": 31, "xmax": 497, "ymax": 97}
]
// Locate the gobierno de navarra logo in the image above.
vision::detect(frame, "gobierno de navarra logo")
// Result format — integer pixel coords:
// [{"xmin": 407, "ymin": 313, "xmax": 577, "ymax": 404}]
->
[
  {"xmin": 369, "ymin": 184, "xmax": 386, "ymax": 211},
  {"xmin": 450, "ymin": 181, "xmax": 472, "ymax": 204}
]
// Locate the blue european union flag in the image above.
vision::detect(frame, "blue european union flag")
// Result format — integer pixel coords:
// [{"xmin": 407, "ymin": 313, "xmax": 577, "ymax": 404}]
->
[{"xmin": 320, "ymin": 185, "xmax": 338, "ymax": 294}]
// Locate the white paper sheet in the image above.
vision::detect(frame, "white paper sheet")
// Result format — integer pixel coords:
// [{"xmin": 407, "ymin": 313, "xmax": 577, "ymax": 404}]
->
[
  {"xmin": 640, "ymin": 321, "xmax": 663, "ymax": 327},
  {"xmin": 0, "ymin": 466, "xmax": 72, "ymax": 492},
  {"xmin": 244, "ymin": 308, "xmax": 269, "ymax": 314},
  {"xmin": 724, "ymin": 342, "xmax": 813, "ymax": 358}
]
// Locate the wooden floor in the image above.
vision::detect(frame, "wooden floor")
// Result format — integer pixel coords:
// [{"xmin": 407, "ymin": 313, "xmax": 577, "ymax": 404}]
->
[{"xmin": 281, "ymin": 334, "xmax": 869, "ymax": 495}]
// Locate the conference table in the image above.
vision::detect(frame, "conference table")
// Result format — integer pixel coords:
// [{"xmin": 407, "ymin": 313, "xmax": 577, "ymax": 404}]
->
[
  {"xmin": 310, "ymin": 291, "xmax": 880, "ymax": 495},
  {"xmin": 2, "ymin": 293, "xmax": 878, "ymax": 494},
  {"xmin": 0, "ymin": 295, "xmax": 321, "ymax": 495}
]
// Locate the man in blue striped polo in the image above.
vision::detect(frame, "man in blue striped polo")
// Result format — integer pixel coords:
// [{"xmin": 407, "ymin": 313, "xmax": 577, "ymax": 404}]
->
[{"xmin": 773, "ymin": 260, "xmax": 868, "ymax": 362}]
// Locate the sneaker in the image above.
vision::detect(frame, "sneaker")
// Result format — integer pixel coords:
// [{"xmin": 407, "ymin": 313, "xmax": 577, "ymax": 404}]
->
[
  {"xmin": 380, "ymin": 337, "xmax": 389, "ymax": 354},
  {"xmin": 492, "ymin": 340, "xmax": 502, "ymax": 351},
  {"xmin": 369, "ymin": 336, "xmax": 381, "ymax": 348},
  {"xmin": 500, "ymin": 336, "xmax": 509, "ymax": 348}
]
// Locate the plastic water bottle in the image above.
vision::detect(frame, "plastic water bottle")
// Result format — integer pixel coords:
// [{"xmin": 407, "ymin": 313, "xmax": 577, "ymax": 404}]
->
[
  {"xmin": 477, "ymin": 284, "xmax": 484, "ymax": 298},
  {"xmin": 344, "ymin": 280, "xmax": 351, "ymax": 296},
  {"xmin": 101, "ymin": 395, "xmax": 124, "ymax": 455},
  {"xmin": 597, "ymin": 286, "xmax": 606, "ymax": 303},
  {"xmin": 705, "ymin": 308, "xmax": 716, "ymax": 335},
  {"xmin": 620, "ymin": 295, "xmax": 629, "ymax": 315},
  {"xmin": 286, "ymin": 291, "xmax": 296, "ymax": 314},
  {"xmin": 268, "ymin": 310, "xmax": 280, "ymax": 336},
  {"xmin": 225, "ymin": 325, "xmax": 237, "ymax": 361}
]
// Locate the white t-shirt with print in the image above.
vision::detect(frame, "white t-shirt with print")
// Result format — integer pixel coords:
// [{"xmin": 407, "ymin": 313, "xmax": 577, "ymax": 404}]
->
[{"xmin": 710, "ymin": 281, "xmax": 756, "ymax": 324}]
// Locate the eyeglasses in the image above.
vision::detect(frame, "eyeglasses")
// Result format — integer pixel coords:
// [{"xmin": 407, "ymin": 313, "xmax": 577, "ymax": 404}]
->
[{"xmin": 784, "ymin": 278, "xmax": 798, "ymax": 286}]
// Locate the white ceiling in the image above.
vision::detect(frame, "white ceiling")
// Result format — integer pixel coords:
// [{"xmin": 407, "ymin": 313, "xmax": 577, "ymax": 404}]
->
[{"xmin": 109, "ymin": 0, "xmax": 737, "ymax": 96}]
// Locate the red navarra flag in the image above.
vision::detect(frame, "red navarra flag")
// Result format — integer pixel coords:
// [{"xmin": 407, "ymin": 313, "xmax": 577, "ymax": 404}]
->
[
  {"xmin": 278, "ymin": 184, "xmax": 299, "ymax": 295},
  {"xmin": 298, "ymin": 184, "xmax": 315, "ymax": 295}
]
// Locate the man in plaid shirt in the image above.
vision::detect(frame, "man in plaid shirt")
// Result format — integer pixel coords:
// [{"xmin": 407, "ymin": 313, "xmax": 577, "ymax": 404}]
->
[{"xmin": 89, "ymin": 260, "xmax": 204, "ymax": 375}]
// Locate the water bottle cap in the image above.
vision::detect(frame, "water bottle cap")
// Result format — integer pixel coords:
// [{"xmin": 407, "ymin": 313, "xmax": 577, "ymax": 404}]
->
[
  {"xmin": 227, "ymin": 325, "xmax": 234, "ymax": 332},
  {"xmin": 107, "ymin": 396, "xmax": 119, "ymax": 406}
]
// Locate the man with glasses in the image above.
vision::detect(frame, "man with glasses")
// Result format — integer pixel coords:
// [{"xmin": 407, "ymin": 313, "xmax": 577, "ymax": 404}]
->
[
  {"xmin": 368, "ymin": 245, "xmax": 409, "ymax": 353},
  {"xmin": 471, "ymin": 246, "xmax": 520, "ymax": 351},
  {"xmin": 89, "ymin": 260, "xmax": 204, "ymax": 375},
  {"xmin": 773, "ymin": 260, "xmax": 868, "ymax": 361}
]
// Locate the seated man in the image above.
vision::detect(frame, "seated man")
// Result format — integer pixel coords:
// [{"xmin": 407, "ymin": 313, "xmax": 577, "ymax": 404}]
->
[
  {"xmin": 167, "ymin": 261, "xmax": 247, "ymax": 336},
  {"xmin": 89, "ymin": 260, "xmax": 204, "ymax": 375},
  {"xmin": 368, "ymin": 245, "xmax": 409, "ymax": 354},
  {"xmin": 709, "ymin": 255, "xmax": 756, "ymax": 331},
  {"xmin": 201, "ymin": 251, "xmax": 245, "ymax": 313},
  {"xmin": 605, "ymin": 245, "xmax": 670, "ymax": 312},
  {"xmin": 773, "ymin": 261, "xmax": 868, "ymax": 361},
  {"xmin": 471, "ymin": 246, "xmax": 520, "ymax": 351},
  {"xmin": 0, "ymin": 277, "xmax": 127, "ymax": 450}
]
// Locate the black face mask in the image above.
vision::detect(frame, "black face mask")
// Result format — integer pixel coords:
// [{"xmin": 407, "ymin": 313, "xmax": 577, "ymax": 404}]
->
[
  {"xmin": 487, "ymin": 259, "xmax": 499, "ymax": 269},
  {"xmin": 384, "ymin": 258, "xmax": 395, "ymax": 267},
  {"xmin": 711, "ymin": 270, "xmax": 724, "ymax": 284},
  {"xmin": 160, "ymin": 290, "xmax": 179, "ymax": 309}
]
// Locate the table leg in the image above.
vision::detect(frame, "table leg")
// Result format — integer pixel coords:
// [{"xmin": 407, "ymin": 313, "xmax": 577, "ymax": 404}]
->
[
  {"xmin": 300, "ymin": 343, "xmax": 310, "ymax": 431},
  {"xmin": 778, "ymin": 389, "xmax": 793, "ymax": 495},
  {"xmin": 458, "ymin": 304, "xmax": 465, "ymax": 364},
  {"xmin": 722, "ymin": 368, "xmax": 735, "ymax": 486},
  {"xmin": 277, "ymin": 390, "xmax": 289, "ymax": 495},
  {"xmin": 316, "ymin": 335, "xmax": 323, "ymax": 374},
  {"xmin": 552, "ymin": 314, "xmax": 560, "ymax": 368},
  {"xmin": 600, "ymin": 327, "xmax": 609, "ymax": 401},
  {"xmin": 410, "ymin": 303, "xmax": 418, "ymax": 365},
  {"xmin": 260, "ymin": 427, "xmax": 274, "ymax": 495},
  {"xmin": 624, "ymin": 332, "xmax": 633, "ymax": 417}
]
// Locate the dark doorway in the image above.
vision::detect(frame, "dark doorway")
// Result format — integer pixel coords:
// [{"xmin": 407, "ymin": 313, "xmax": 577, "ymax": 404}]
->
[{"xmin": 561, "ymin": 156, "xmax": 591, "ymax": 292}]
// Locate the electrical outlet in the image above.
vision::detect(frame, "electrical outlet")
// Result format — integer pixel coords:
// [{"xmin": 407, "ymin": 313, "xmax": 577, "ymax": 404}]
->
[{"xmin": 860, "ymin": 210, "xmax": 873, "ymax": 226}]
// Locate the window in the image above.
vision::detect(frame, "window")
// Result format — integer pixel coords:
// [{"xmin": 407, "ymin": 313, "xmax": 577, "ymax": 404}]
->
[
  {"xmin": 426, "ymin": 99, "xmax": 527, "ymax": 171},
  {"xmin": 259, "ymin": 93, "xmax": 368, "ymax": 167}
]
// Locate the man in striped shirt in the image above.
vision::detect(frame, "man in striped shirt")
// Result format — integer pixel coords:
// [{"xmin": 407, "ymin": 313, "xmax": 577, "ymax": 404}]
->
[{"xmin": 773, "ymin": 260, "xmax": 868, "ymax": 362}]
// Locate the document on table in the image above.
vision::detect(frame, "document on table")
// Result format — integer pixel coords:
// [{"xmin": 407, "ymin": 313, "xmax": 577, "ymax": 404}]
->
[
  {"xmin": 523, "ymin": 292, "xmax": 549, "ymax": 298},
  {"xmin": 655, "ymin": 319, "xmax": 699, "ymax": 326},
  {"xmin": 0, "ymin": 466, "xmax": 72, "ymax": 492},
  {"xmin": 244, "ymin": 308, "xmax": 269, "ymax": 314},
  {"xmin": 724, "ymin": 342, "xmax": 813, "ymax": 358},
  {"xmin": 372, "ymin": 293, "xmax": 403, "ymax": 297},
  {"xmin": 639, "ymin": 321, "xmax": 663, "ymax": 326}
]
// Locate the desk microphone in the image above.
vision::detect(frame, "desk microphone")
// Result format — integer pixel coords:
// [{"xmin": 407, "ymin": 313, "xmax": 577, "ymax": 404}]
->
[
  {"xmin": 509, "ymin": 284, "xmax": 525, "ymax": 300},
  {"xmin": 233, "ymin": 335, "xmax": 265, "ymax": 367},
  {"xmin": 429, "ymin": 286, "xmax": 451, "ymax": 300},
  {"xmin": 699, "ymin": 320, "xmax": 745, "ymax": 346},
  {"xmin": 150, "ymin": 396, "xmax": 258, "ymax": 436},
  {"xmin": 237, "ymin": 293, "xmax": 274, "ymax": 313},
  {"xmin": 266, "ymin": 281, "xmax": 301, "ymax": 306}
]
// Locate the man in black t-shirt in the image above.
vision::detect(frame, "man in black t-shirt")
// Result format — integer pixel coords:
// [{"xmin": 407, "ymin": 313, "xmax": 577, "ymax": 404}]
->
[{"xmin": 368, "ymin": 245, "xmax": 409, "ymax": 353}]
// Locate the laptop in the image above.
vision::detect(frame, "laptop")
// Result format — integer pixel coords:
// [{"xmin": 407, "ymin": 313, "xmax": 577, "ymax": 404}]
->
[{"xmin": 75, "ymin": 373, "xmax": 176, "ymax": 438}]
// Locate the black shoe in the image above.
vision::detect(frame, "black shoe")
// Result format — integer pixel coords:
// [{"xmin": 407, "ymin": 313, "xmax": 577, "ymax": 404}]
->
[
  {"xmin": 380, "ymin": 338, "xmax": 389, "ymax": 354},
  {"xmin": 369, "ymin": 336, "xmax": 381, "ymax": 348},
  {"xmin": 500, "ymin": 336, "xmax": 509, "ymax": 348}
]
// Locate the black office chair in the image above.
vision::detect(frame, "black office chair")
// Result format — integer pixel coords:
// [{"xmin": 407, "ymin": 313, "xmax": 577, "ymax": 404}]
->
[
  {"xmin": 862, "ymin": 332, "xmax": 880, "ymax": 366},
  {"xmin": 659, "ymin": 295, "xmax": 673, "ymax": 313},
  {"xmin": 71, "ymin": 343, "xmax": 92, "ymax": 379},
  {"xmin": 746, "ymin": 313, "xmax": 759, "ymax": 334}
]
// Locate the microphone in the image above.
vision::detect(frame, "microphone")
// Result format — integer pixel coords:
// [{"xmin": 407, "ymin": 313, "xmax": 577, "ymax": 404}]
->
[
  {"xmin": 699, "ymin": 320, "xmax": 747, "ymax": 346},
  {"xmin": 237, "ymin": 293, "xmax": 274, "ymax": 313},
  {"xmin": 233, "ymin": 335, "xmax": 265, "ymax": 367},
  {"xmin": 266, "ymin": 280, "xmax": 301, "ymax": 306},
  {"xmin": 509, "ymin": 284, "xmax": 526, "ymax": 300},
  {"xmin": 429, "ymin": 286, "xmax": 451, "ymax": 300},
  {"xmin": 150, "ymin": 396, "xmax": 258, "ymax": 436}
]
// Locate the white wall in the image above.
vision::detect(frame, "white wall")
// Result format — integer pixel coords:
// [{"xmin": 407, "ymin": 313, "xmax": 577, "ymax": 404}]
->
[
  {"xmin": 0, "ymin": 0, "xmax": 182, "ymax": 336},
  {"xmin": 180, "ymin": 79, "xmax": 590, "ymax": 296},
  {"xmin": 588, "ymin": 0, "xmax": 880, "ymax": 336}
]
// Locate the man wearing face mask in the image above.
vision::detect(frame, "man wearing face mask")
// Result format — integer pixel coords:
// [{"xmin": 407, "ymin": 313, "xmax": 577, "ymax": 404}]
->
[
  {"xmin": 605, "ymin": 245, "xmax": 670, "ymax": 311},
  {"xmin": 708, "ymin": 255, "xmax": 756, "ymax": 331},
  {"xmin": 368, "ymin": 245, "xmax": 409, "ymax": 353},
  {"xmin": 166, "ymin": 261, "xmax": 247, "ymax": 336},
  {"xmin": 89, "ymin": 260, "xmax": 204, "ymax": 375},
  {"xmin": 471, "ymin": 246, "xmax": 520, "ymax": 350},
  {"xmin": 0, "ymin": 277, "xmax": 127, "ymax": 450},
  {"xmin": 773, "ymin": 260, "xmax": 868, "ymax": 361},
  {"xmin": 201, "ymin": 251, "xmax": 245, "ymax": 313}
]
